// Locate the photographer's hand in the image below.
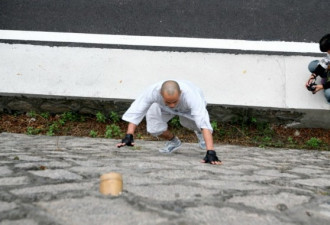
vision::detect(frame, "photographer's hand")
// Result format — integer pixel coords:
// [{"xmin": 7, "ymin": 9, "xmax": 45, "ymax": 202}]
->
[
  {"xmin": 312, "ymin": 85, "xmax": 324, "ymax": 94},
  {"xmin": 305, "ymin": 74, "xmax": 316, "ymax": 88}
]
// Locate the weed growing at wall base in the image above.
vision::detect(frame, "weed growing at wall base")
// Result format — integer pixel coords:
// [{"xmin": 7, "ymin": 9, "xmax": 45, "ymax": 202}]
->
[
  {"xmin": 169, "ymin": 116, "xmax": 182, "ymax": 129},
  {"xmin": 26, "ymin": 126, "xmax": 41, "ymax": 135},
  {"xmin": 89, "ymin": 130, "xmax": 98, "ymax": 138},
  {"xmin": 96, "ymin": 112, "xmax": 106, "ymax": 123},
  {"xmin": 105, "ymin": 125, "xmax": 122, "ymax": 138},
  {"xmin": 27, "ymin": 111, "xmax": 37, "ymax": 118},
  {"xmin": 0, "ymin": 111, "xmax": 329, "ymax": 151},
  {"xmin": 109, "ymin": 111, "xmax": 120, "ymax": 123},
  {"xmin": 306, "ymin": 137, "xmax": 324, "ymax": 149}
]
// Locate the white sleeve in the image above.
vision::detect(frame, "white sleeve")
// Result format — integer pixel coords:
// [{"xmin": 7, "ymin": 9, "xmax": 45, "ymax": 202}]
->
[
  {"xmin": 185, "ymin": 89, "xmax": 213, "ymax": 132},
  {"xmin": 122, "ymin": 87, "xmax": 156, "ymax": 125},
  {"xmin": 193, "ymin": 109, "xmax": 213, "ymax": 132}
]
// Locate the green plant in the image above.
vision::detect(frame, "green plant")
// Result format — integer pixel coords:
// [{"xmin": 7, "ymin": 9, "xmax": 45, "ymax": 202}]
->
[
  {"xmin": 109, "ymin": 111, "xmax": 120, "ymax": 123},
  {"xmin": 257, "ymin": 136, "xmax": 272, "ymax": 148},
  {"xmin": 262, "ymin": 136, "xmax": 272, "ymax": 143},
  {"xmin": 40, "ymin": 112, "xmax": 50, "ymax": 119},
  {"xmin": 286, "ymin": 136, "xmax": 298, "ymax": 148},
  {"xmin": 211, "ymin": 121, "xmax": 219, "ymax": 132},
  {"xmin": 306, "ymin": 137, "xmax": 323, "ymax": 149},
  {"xmin": 287, "ymin": 136, "xmax": 297, "ymax": 145},
  {"xmin": 89, "ymin": 130, "xmax": 98, "ymax": 138},
  {"xmin": 58, "ymin": 118, "xmax": 66, "ymax": 126},
  {"xmin": 96, "ymin": 112, "xmax": 106, "ymax": 123},
  {"xmin": 287, "ymin": 136, "xmax": 294, "ymax": 143},
  {"xmin": 169, "ymin": 116, "xmax": 181, "ymax": 129},
  {"xmin": 218, "ymin": 128, "xmax": 227, "ymax": 137},
  {"xmin": 253, "ymin": 135, "xmax": 272, "ymax": 148},
  {"xmin": 79, "ymin": 115, "xmax": 86, "ymax": 122},
  {"xmin": 211, "ymin": 121, "xmax": 228, "ymax": 138},
  {"xmin": 61, "ymin": 112, "xmax": 79, "ymax": 123},
  {"xmin": 27, "ymin": 111, "xmax": 37, "ymax": 118},
  {"xmin": 26, "ymin": 126, "xmax": 34, "ymax": 135},
  {"xmin": 26, "ymin": 126, "xmax": 41, "ymax": 135},
  {"xmin": 251, "ymin": 117, "xmax": 257, "ymax": 124},
  {"xmin": 105, "ymin": 124, "xmax": 122, "ymax": 138},
  {"xmin": 273, "ymin": 140, "xmax": 284, "ymax": 148},
  {"xmin": 47, "ymin": 122, "xmax": 59, "ymax": 136}
]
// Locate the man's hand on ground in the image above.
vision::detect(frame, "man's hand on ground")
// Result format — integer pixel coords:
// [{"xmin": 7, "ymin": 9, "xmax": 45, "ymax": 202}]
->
[
  {"xmin": 116, "ymin": 134, "xmax": 134, "ymax": 148},
  {"xmin": 201, "ymin": 150, "xmax": 222, "ymax": 165}
]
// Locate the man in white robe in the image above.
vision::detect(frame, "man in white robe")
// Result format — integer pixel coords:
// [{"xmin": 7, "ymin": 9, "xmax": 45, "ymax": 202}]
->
[{"xmin": 116, "ymin": 80, "xmax": 221, "ymax": 165}]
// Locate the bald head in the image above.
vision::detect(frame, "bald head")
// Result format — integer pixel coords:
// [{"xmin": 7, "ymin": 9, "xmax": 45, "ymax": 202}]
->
[
  {"xmin": 160, "ymin": 80, "xmax": 181, "ymax": 108},
  {"xmin": 160, "ymin": 80, "xmax": 181, "ymax": 96}
]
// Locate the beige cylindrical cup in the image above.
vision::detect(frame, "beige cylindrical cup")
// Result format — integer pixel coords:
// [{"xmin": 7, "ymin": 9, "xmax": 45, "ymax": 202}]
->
[{"xmin": 99, "ymin": 172, "xmax": 123, "ymax": 196}]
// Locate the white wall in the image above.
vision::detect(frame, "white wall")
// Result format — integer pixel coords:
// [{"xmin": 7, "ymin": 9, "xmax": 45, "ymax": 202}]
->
[{"xmin": 1, "ymin": 43, "xmax": 329, "ymax": 111}]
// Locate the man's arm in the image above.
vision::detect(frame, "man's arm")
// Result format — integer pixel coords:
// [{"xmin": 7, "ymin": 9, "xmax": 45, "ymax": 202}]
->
[
  {"xmin": 126, "ymin": 123, "xmax": 137, "ymax": 135},
  {"xmin": 201, "ymin": 128, "xmax": 222, "ymax": 165},
  {"xmin": 202, "ymin": 128, "xmax": 214, "ymax": 150}
]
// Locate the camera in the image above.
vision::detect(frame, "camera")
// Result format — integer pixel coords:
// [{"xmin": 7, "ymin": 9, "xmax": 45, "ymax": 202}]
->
[{"xmin": 307, "ymin": 80, "xmax": 316, "ymax": 92}]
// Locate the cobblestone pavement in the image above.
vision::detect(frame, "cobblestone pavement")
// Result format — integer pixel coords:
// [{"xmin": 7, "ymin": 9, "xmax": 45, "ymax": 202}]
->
[{"xmin": 0, "ymin": 133, "xmax": 329, "ymax": 225}]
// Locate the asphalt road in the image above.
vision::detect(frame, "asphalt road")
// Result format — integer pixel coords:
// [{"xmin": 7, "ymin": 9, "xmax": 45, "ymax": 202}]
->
[{"xmin": 0, "ymin": 0, "xmax": 329, "ymax": 42}]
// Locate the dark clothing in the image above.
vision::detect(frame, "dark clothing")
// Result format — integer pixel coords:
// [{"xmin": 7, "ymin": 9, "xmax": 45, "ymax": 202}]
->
[{"xmin": 321, "ymin": 70, "xmax": 330, "ymax": 90}]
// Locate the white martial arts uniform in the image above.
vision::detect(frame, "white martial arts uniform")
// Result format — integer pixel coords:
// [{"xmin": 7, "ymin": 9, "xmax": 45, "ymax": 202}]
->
[{"xmin": 122, "ymin": 80, "xmax": 213, "ymax": 136}]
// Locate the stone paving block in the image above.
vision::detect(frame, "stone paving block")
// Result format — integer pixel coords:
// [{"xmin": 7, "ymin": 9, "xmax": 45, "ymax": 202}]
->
[
  {"xmin": 254, "ymin": 169, "xmax": 300, "ymax": 178},
  {"xmin": 318, "ymin": 203, "xmax": 330, "ymax": 218},
  {"xmin": 193, "ymin": 179, "xmax": 268, "ymax": 191},
  {"xmin": 289, "ymin": 167, "xmax": 328, "ymax": 175},
  {"xmin": 119, "ymin": 161, "xmax": 175, "ymax": 170},
  {"xmin": 44, "ymin": 154, "xmax": 88, "ymax": 159},
  {"xmin": 14, "ymin": 161, "xmax": 71, "ymax": 169},
  {"xmin": 28, "ymin": 169, "xmax": 83, "ymax": 181},
  {"xmin": 200, "ymin": 166, "xmax": 244, "ymax": 175},
  {"xmin": 320, "ymin": 175, "xmax": 330, "ymax": 180},
  {"xmin": 67, "ymin": 159, "xmax": 105, "ymax": 167},
  {"xmin": 126, "ymin": 184, "xmax": 219, "ymax": 201},
  {"xmin": 225, "ymin": 164, "xmax": 261, "ymax": 171},
  {"xmin": 147, "ymin": 169, "xmax": 212, "ymax": 180},
  {"xmin": 9, "ymin": 155, "xmax": 48, "ymax": 162},
  {"xmin": 10, "ymin": 182, "xmax": 95, "ymax": 196},
  {"xmin": 0, "ymin": 201, "xmax": 17, "ymax": 212},
  {"xmin": 123, "ymin": 174, "xmax": 168, "ymax": 186},
  {"xmin": 69, "ymin": 166, "xmax": 121, "ymax": 176},
  {"xmin": 0, "ymin": 177, "xmax": 29, "ymax": 186},
  {"xmin": 0, "ymin": 166, "xmax": 13, "ymax": 176},
  {"xmin": 228, "ymin": 192, "xmax": 310, "ymax": 211},
  {"xmin": 0, "ymin": 153, "xmax": 21, "ymax": 156},
  {"xmin": 292, "ymin": 178, "xmax": 330, "ymax": 187},
  {"xmin": 140, "ymin": 156, "xmax": 189, "ymax": 163},
  {"xmin": 222, "ymin": 174, "xmax": 276, "ymax": 182},
  {"xmin": 184, "ymin": 206, "xmax": 292, "ymax": 225},
  {"xmin": 36, "ymin": 196, "xmax": 168, "ymax": 225},
  {"xmin": 0, "ymin": 219, "xmax": 39, "ymax": 225}
]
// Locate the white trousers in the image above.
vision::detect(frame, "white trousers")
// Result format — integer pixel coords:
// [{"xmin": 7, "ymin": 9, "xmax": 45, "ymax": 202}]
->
[{"xmin": 146, "ymin": 103, "xmax": 199, "ymax": 136}]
